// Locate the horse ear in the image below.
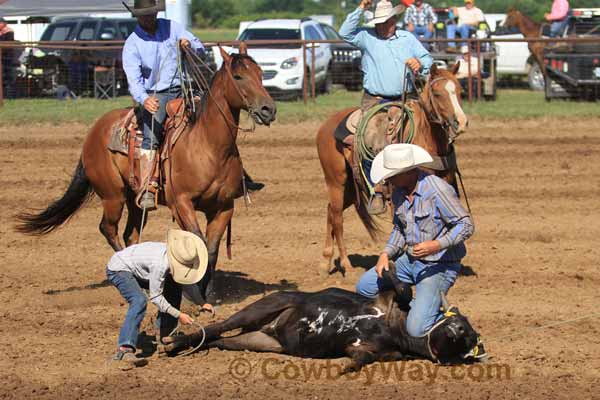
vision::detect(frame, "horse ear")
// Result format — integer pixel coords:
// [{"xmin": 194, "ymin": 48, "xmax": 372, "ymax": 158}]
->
[
  {"xmin": 430, "ymin": 63, "xmax": 438, "ymax": 76},
  {"xmin": 451, "ymin": 61, "xmax": 460, "ymax": 75},
  {"xmin": 219, "ymin": 46, "xmax": 231, "ymax": 63},
  {"xmin": 239, "ymin": 41, "xmax": 248, "ymax": 55}
]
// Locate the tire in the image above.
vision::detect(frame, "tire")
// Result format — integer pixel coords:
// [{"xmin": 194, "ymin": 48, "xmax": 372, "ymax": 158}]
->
[
  {"xmin": 544, "ymin": 74, "xmax": 553, "ymax": 102},
  {"xmin": 319, "ymin": 69, "xmax": 333, "ymax": 94},
  {"xmin": 528, "ymin": 63, "xmax": 545, "ymax": 92}
]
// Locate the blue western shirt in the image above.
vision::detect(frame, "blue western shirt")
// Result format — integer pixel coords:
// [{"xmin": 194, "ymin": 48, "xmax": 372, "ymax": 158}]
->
[
  {"xmin": 339, "ymin": 8, "xmax": 433, "ymax": 97},
  {"xmin": 122, "ymin": 18, "xmax": 204, "ymax": 104},
  {"xmin": 384, "ymin": 171, "xmax": 474, "ymax": 264}
]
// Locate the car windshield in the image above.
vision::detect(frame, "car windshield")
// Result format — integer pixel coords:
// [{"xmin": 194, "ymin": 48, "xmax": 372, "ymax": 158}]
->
[
  {"xmin": 239, "ymin": 28, "xmax": 301, "ymax": 48},
  {"xmin": 320, "ymin": 24, "xmax": 341, "ymax": 41},
  {"xmin": 41, "ymin": 22, "xmax": 76, "ymax": 41}
]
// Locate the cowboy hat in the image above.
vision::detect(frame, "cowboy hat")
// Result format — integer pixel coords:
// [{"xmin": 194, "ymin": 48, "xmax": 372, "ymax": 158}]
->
[
  {"xmin": 370, "ymin": 144, "xmax": 433, "ymax": 184},
  {"xmin": 166, "ymin": 229, "xmax": 208, "ymax": 285},
  {"xmin": 123, "ymin": 0, "xmax": 165, "ymax": 17},
  {"xmin": 365, "ymin": 1, "xmax": 406, "ymax": 28}
]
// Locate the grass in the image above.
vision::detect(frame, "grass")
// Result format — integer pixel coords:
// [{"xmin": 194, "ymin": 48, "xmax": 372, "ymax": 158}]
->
[
  {"xmin": 0, "ymin": 89, "xmax": 598, "ymax": 127},
  {"xmin": 192, "ymin": 28, "xmax": 239, "ymax": 43}
]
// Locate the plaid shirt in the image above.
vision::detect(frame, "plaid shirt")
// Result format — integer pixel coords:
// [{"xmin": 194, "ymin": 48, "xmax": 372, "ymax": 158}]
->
[{"xmin": 404, "ymin": 3, "xmax": 438, "ymax": 26}]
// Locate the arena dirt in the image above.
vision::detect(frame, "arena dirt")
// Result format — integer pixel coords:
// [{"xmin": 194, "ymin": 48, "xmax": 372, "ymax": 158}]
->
[{"xmin": 1, "ymin": 117, "xmax": 599, "ymax": 399}]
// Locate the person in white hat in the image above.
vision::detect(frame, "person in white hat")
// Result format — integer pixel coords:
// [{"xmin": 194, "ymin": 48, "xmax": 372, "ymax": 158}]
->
[
  {"xmin": 106, "ymin": 229, "xmax": 208, "ymax": 369},
  {"xmin": 339, "ymin": 0, "xmax": 433, "ymax": 214},
  {"xmin": 355, "ymin": 144, "xmax": 479, "ymax": 360}
]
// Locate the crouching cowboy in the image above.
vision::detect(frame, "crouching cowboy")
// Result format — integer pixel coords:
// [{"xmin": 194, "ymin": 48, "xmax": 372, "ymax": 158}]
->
[
  {"xmin": 356, "ymin": 144, "xmax": 486, "ymax": 361},
  {"xmin": 339, "ymin": 0, "xmax": 433, "ymax": 215},
  {"xmin": 122, "ymin": 0, "xmax": 263, "ymax": 211},
  {"xmin": 106, "ymin": 229, "xmax": 208, "ymax": 369}
]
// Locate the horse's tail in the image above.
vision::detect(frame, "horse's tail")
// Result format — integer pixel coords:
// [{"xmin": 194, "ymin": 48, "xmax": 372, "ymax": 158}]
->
[
  {"xmin": 351, "ymin": 165, "xmax": 380, "ymax": 241},
  {"xmin": 15, "ymin": 158, "xmax": 94, "ymax": 235}
]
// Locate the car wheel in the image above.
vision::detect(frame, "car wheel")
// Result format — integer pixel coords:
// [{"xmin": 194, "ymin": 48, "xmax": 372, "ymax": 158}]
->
[
  {"xmin": 528, "ymin": 63, "xmax": 545, "ymax": 92},
  {"xmin": 319, "ymin": 70, "xmax": 333, "ymax": 94}
]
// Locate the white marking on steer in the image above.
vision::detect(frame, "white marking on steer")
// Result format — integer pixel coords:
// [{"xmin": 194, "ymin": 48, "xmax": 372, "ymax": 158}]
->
[
  {"xmin": 352, "ymin": 338, "xmax": 362, "ymax": 347},
  {"xmin": 306, "ymin": 310, "xmax": 328, "ymax": 334},
  {"xmin": 327, "ymin": 308, "xmax": 385, "ymax": 334},
  {"xmin": 444, "ymin": 80, "xmax": 468, "ymax": 131}
]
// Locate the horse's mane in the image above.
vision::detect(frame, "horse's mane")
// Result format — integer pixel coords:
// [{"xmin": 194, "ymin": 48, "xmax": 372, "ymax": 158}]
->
[{"xmin": 511, "ymin": 9, "xmax": 541, "ymax": 34}]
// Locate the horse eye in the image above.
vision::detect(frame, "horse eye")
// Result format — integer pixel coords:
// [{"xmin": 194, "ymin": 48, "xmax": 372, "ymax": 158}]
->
[{"xmin": 234, "ymin": 75, "xmax": 243, "ymax": 80}]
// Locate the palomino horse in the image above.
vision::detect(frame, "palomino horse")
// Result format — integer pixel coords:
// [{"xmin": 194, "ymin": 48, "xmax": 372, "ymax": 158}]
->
[
  {"xmin": 504, "ymin": 8, "xmax": 546, "ymax": 79},
  {"xmin": 16, "ymin": 45, "xmax": 277, "ymax": 308},
  {"xmin": 316, "ymin": 64, "xmax": 468, "ymax": 275}
]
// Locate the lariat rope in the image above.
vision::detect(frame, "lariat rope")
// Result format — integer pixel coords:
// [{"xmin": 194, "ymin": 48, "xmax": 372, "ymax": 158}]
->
[{"xmin": 167, "ymin": 321, "xmax": 208, "ymax": 357}]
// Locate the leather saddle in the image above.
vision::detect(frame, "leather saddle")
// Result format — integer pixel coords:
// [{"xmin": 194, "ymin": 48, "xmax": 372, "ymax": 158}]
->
[{"xmin": 107, "ymin": 98, "xmax": 197, "ymax": 195}]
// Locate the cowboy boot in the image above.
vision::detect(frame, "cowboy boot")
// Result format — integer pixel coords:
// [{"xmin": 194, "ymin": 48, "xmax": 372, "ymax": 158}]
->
[
  {"xmin": 139, "ymin": 149, "xmax": 157, "ymax": 211},
  {"xmin": 243, "ymin": 170, "xmax": 265, "ymax": 192},
  {"xmin": 367, "ymin": 184, "xmax": 386, "ymax": 215}
]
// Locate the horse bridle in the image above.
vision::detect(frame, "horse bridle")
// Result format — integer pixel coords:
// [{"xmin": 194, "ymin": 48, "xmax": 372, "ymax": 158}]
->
[{"xmin": 413, "ymin": 74, "xmax": 461, "ymax": 144}]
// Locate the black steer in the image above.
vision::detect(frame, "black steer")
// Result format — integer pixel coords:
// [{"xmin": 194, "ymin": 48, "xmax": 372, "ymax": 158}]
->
[{"xmin": 164, "ymin": 270, "xmax": 481, "ymax": 369}]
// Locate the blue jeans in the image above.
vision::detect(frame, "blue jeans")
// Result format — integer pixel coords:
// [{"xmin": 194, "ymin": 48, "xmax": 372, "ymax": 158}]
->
[
  {"xmin": 107, "ymin": 270, "xmax": 148, "ymax": 349},
  {"xmin": 107, "ymin": 269, "xmax": 182, "ymax": 349},
  {"xmin": 446, "ymin": 24, "xmax": 474, "ymax": 48},
  {"xmin": 550, "ymin": 19, "xmax": 568, "ymax": 38},
  {"xmin": 412, "ymin": 25, "xmax": 433, "ymax": 40},
  {"xmin": 356, "ymin": 254, "xmax": 460, "ymax": 337},
  {"xmin": 141, "ymin": 87, "xmax": 181, "ymax": 150}
]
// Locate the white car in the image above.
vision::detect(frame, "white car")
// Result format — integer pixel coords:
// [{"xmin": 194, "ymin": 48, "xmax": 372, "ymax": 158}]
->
[
  {"xmin": 213, "ymin": 18, "xmax": 333, "ymax": 98},
  {"xmin": 487, "ymin": 13, "xmax": 544, "ymax": 91}
]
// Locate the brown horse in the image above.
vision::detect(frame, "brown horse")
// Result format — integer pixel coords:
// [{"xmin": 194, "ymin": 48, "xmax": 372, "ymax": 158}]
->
[
  {"xmin": 16, "ymin": 45, "xmax": 277, "ymax": 307},
  {"xmin": 504, "ymin": 8, "xmax": 546, "ymax": 78},
  {"xmin": 316, "ymin": 64, "xmax": 468, "ymax": 275}
]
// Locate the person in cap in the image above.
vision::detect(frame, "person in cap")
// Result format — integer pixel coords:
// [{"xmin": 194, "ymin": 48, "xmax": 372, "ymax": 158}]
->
[
  {"xmin": 446, "ymin": 0, "xmax": 485, "ymax": 53},
  {"xmin": 404, "ymin": 0, "xmax": 438, "ymax": 47},
  {"xmin": 339, "ymin": 0, "xmax": 433, "ymax": 215},
  {"xmin": 106, "ymin": 229, "xmax": 208, "ymax": 369},
  {"xmin": 0, "ymin": 17, "xmax": 16, "ymax": 99},
  {"xmin": 122, "ymin": 1, "xmax": 264, "ymax": 211},
  {"xmin": 355, "ymin": 144, "xmax": 481, "ymax": 360}
]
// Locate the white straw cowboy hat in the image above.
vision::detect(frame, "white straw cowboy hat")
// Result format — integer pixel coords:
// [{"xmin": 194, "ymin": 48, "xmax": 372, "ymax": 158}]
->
[
  {"xmin": 166, "ymin": 229, "xmax": 208, "ymax": 285},
  {"xmin": 365, "ymin": 1, "xmax": 406, "ymax": 28},
  {"xmin": 123, "ymin": 0, "xmax": 165, "ymax": 17},
  {"xmin": 370, "ymin": 144, "xmax": 434, "ymax": 184}
]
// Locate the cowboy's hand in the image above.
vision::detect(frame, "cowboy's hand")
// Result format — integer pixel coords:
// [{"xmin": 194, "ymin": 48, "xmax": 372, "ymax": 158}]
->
[
  {"xmin": 406, "ymin": 58, "xmax": 422, "ymax": 74},
  {"xmin": 412, "ymin": 240, "xmax": 441, "ymax": 258},
  {"xmin": 544, "ymin": 13, "xmax": 551, "ymax": 21},
  {"xmin": 179, "ymin": 312, "xmax": 194, "ymax": 325},
  {"xmin": 143, "ymin": 96, "xmax": 160, "ymax": 114},
  {"xmin": 359, "ymin": 0, "xmax": 373, "ymax": 10},
  {"xmin": 375, "ymin": 253, "xmax": 390, "ymax": 278},
  {"xmin": 179, "ymin": 39, "xmax": 191, "ymax": 48},
  {"xmin": 428, "ymin": 23, "xmax": 435, "ymax": 32}
]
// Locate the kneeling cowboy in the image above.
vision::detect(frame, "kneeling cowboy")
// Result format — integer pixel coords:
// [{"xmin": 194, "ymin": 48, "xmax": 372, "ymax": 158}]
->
[
  {"xmin": 106, "ymin": 229, "xmax": 208, "ymax": 369},
  {"xmin": 122, "ymin": 0, "xmax": 264, "ymax": 211},
  {"xmin": 356, "ymin": 144, "xmax": 486, "ymax": 360},
  {"xmin": 339, "ymin": 0, "xmax": 433, "ymax": 215}
]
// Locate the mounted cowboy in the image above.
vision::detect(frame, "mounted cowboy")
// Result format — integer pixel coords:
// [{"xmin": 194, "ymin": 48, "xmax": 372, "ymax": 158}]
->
[
  {"xmin": 339, "ymin": 0, "xmax": 433, "ymax": 215},
  {"xmin": 122, "ymin": 0, "xmax": 263, "ymax": 211}
]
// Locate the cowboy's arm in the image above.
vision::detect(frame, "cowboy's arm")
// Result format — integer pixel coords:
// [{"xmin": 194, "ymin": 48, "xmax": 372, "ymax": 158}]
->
[
  {"xmin": 149, "ymin": 268, "xmax": 181, "ymax": 318},
  {"xmin": 339, "ymin": 7, "xmax": 367, "ymax": 49},
  {"xmin": 122, "ymin": 41, "xmax": 149, "ymax": 104},
  {"xmin": 403, "ymin": 7, "xmax": 413, "ymax": 25},
  {"xmin": 432, "ymin": 179, "xmax": 474, "ymax": 250},
  {"xmin": 383, "ymin": 191, "xmax": 406, "ymax": 258},
  {"xmin": 172, "ymin": 20, "xmax": 205, "ymax": 53},
  {"xmin": 409, "ymin": 33, "xmax": 433, "ymax": 74}
]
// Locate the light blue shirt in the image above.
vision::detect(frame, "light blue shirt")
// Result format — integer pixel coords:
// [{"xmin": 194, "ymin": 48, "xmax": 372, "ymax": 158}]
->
[
  {"xmin": 122, "ymin": 18, "xmax": 204, "ymax": 104},
  {"xmin": 339, "ymin": 8, "xmax": 433, "ymax": 97},
  {"xmin": 384, "ymin": 171, "xmax": 474, "ymax": 264}
]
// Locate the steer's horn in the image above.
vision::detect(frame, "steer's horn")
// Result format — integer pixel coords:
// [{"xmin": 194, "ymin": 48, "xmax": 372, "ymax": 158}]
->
[{"xmin": 440, "ymin": 291, "xmax": 450, "ymax": 312}]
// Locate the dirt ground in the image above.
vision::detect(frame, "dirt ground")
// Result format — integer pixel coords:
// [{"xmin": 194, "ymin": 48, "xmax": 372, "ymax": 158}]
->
[{"xmin": 1, "ymin": 116, "xmax": 599, "ymax": 399}]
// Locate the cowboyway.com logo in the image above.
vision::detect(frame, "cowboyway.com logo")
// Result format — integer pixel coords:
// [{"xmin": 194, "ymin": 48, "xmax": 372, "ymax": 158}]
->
[{"xmin": 228, "ymin": 357, "xmax": 511, "ymax": 384}]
